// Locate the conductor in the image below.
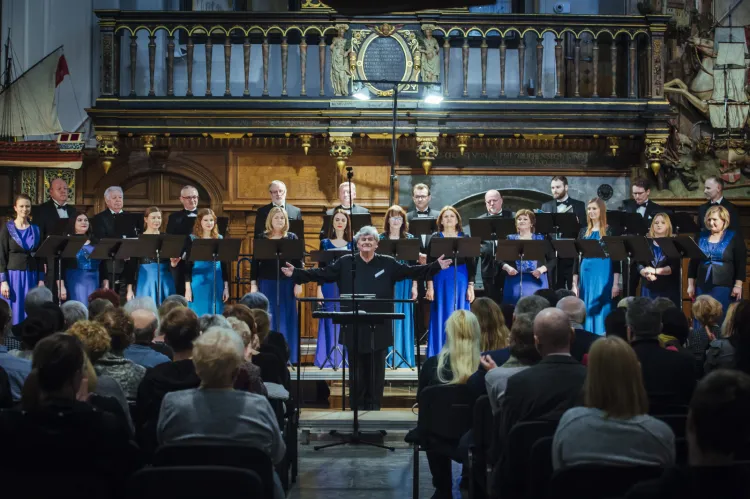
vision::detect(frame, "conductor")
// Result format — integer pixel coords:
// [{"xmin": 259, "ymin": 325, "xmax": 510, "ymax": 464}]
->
[{"xmin": 281, "ymin": 226, "xmax": 452, "ymax": 410}]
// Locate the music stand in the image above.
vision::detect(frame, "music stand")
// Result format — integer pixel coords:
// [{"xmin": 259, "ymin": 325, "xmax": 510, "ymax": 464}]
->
[
  {"xmin": 671, "ymin": 212, "xmax": 701, "ymax": 235},
  {"xmin": 309, "ymin": 249, "xmax": 350, "ymax": 372},
  {"xmin": 117, "ymin": 234, "xmax": 186, "ymax": 305},
  {"xmin": 409, "ymin": 218, "xmax": 438, "ymax": 238},
  {"xmin": 608, "ymin": 211, "xmax": 650, "ymax": 236},
  {"xmin": 188, "ymin": 238, "xmax": 242, "ymax": 314},
  {"xmin": 653, "ymin": 236, "xmax": 705, "ymax": 305},
  {"xmin": 90, "ymin": 238, "xmax": 126, "ymax": 289},
  {"xmin": 602, "ymin": 236, "xmax": 653, "ymax": 297},
  {"xmin": 35, "ymin": 235, "xmax": 87, "ymax": 305},
  {"xmin": 494, "ymin": 239, "xmax": 552, "ymax": 301},
  {"xmin": 253, "ymin": 238, "xmax": 305, "ymax": 336},
  {"xmin": 535, "ymin": 212, "xmax": 581, "ymax": 238},
  {"xmin": 289, "ymin": 220, "xmax": 305, "ymax": 248},
  {"xmin": 429, "ymin": 237, "xmax": 481, "ymax": 309},
  {"xmin": 114, "ymin": 212, "xmax": 142, "ymax": 238},
  {"xmin": 320, "ymin": 214, "xmax": 372, "ymax": 237}
]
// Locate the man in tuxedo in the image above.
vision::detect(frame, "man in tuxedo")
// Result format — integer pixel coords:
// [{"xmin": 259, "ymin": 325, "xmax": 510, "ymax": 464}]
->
[
  {"xmin": 556, "ymin": 296, "xmax": 598, "ymax": 363},
  {"xmin": 540, "ymin": 176, "xmax": 586, "ymax": 290},
  {"xmin": 699, "ymin": 176, "xmax": 741, "ymax": 232},
  {"xmin": 254, "ymin": 180, "xmax": 303, "ymax": 236},
  {"xmin": 166, "ymin": 185, "xmax": 201, "ymax": 296},
  {"xmin": 406, "ymin": 183, "xmax": 440, "ymax": 222},
  {"xmin": 478, "ymin": 190, "xmax": 513, "ymax": 305},
  {"xmin": 321, "ymin": 182, "xmax": 370, "ymax": 239},
  {"xmin": 32, "ymin": 178, "xmax": 77, "ymax": 299}
]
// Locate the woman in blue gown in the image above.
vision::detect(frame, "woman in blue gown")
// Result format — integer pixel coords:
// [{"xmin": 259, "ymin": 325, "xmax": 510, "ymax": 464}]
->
[
  {"xmin": 380, "ymin": 205, "xmax": 417, "ymax": 368},
  {"xmin": 688, "ymin": 205, "xmax": 745, "ymax": 325},
  {"xmin": 0, "ymin": 194, "xmax": 45, "ymax": 325},
  {"xmin": 500, "ymin": 209, "xmax": 556, "ymax": 306},
  {"xmin": 315, "ymin": 208, "xmax": 351, "ymax": 368},
  {"xmin": 185, "ymin": 208, "xmax": 229, "ymax": 316},
  {"xmin": 426, "ymin": 206, "xmax": 476, "ymax": 358},
  {"xmin": 59, "ymin": 212, "xmax": 106, "ymax": 304},
  {"xmin": 572, "ymin": 198, "xmax": 621, "ymax": 335},
  {"xmin": 251, "ymin": 206, "xmax": 303, "ymax": 364},
  {"xmin": 125, "ymin": 206, "xmax": 177, "ymax": 305},
  {"xmin": 639, "ymin": 213, "xmax": 681, "ymax": 308}
]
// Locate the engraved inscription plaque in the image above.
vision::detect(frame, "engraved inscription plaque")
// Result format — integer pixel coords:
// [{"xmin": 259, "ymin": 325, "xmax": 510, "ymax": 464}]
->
[{"xmin": 362, "ymin": 36, "xmax": 408, "ymax": 92}]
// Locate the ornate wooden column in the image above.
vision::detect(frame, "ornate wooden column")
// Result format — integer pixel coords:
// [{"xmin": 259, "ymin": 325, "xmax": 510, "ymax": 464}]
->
[
  {"xmin": 554, "ymin": 37, "xmax": 562, "ymax": 97},
  {"xmin": 99, "ymin": 19, "xmax": 116, "ymax": 96},
  {"xmin": 443, "ymin": 36, "xmax": 450, "ymax": 97},
  {"xmin": 300, "ymin": 36, "xmax": 308, "ymax": 96},
  {"xmin": 243, "ymin": 35, "xmax": 251, "ymax": 96},
  {"xmin": 224, "ymin": 34, "xmax": 232, "ymax": 96},
  {"xmin": 262, "ymin": 36, "xmax": 270, "ymax": 96},
  {"xmin": 319, "ymin": 36, "xmax": 326, "ymax": 96},
  {"xmin": 628, "ymin": 37, "xmax": 636, "ymax": 98},
  {"xmin": 148, "ymin": 35, "xmax": 156, "ymax": 96},
  {"xmin": 500, "ymin": 37, "xmax": 507, "ymax": 97},
  {"xmin": 649, "ymin": 25, "xmax": 666, "ymax": 99},
  {"xmin": 518, "ymin": 37, "xmax": 526, "ymax": 97},
  {"xmin": 481, "ymin": 37, "xmax": 488, "ymax": 97},
  {"xmin": 113, "ymin": 32, "xmax": 121, "ymax": 96},
  {"xmin": 281, "ymin": 35, "xmax": 289, "ymax": 97},
  {"xmin": 205, "ymin": 36, "xmax": 213, "ymax": 96},
  {"xmin": 186, "ymin": 35, "xmax": 194, "ymax": 96},
  {"xmin": 536, "ymin": 36, "xmax": 543, "ymax": 98},
  {"xmin": 610, "ymin": 38, "xmax": 617, "ymax": 97},
  {"xmin": 167, "ymin": 35, "xmax": 175, "ymax": 96},
  {"xmin": 462, "ymin": 36, "xmax": 469, "ymax": 97},
  {"xmin": 592, "ymin": 37, "xmax": 599, "ymax": 97},
  {"xmin": 573, "ymin": 38, "xmax": 580, "ymax": 97},
  {"xmin": 129, "ymin": 33, "xmax": 137, "ymax": 96}
]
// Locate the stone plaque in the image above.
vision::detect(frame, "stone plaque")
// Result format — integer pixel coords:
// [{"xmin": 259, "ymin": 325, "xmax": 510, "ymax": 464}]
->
[
  {"xmin": 362, "ymin": 37, "xmax": 408, "ymax": 93},
  {"xmin": 353, "ymin": 28, "xmax": 419, "ymax": 96}
]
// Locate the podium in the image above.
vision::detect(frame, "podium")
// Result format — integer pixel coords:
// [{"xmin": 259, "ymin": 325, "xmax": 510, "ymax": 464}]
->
[
  {"xmin": 188, "ymin": 238, "xmax": 242, "ymax": 314},
  {"xmin": 35, "ymin": 235, "xmax": 87, "ymax": 305},
  {"xmin": 253, "ymin": 238, "xmax": 305, "ymax": 333},
  {"xmin": 602, "ymin": 236, "xmax": 654, "ymax": 297},
  {"xmin": 117, "ymin": 234, "xmax": 187, "ymax": 305},
  {"xmin": 429, "ymin": 237, "xmax": 481, "ymax": 309}
]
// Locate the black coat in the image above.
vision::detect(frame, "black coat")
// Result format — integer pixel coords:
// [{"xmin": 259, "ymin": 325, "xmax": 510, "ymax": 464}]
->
[
  {"xmin": 698, "ymin": 198, "xmax": 741, "ymax": 232},
  {"xmin": 31, "ymin": 200, "xmax": 77, "ymax": 238},
  {"xmin": 478, "ymin": 210, "xmax": 514, "ymax": 279},
  {"xmin": 540, "ymin": 197, "xmax": 586, "ymax": 229},
  {"xmin": 638, "ymin": 239, "xmax": 681, "ymax": 296},
  {"xmin": 326, "ymin": 204, "xmax": 369, "ymax": 215},
  {"xmin": 630, "ymin": 337, "xmax": 697, "ymax": 408},
  {"xmin": 620, "ymin": 199, "xmax": 672, "ymax": 222},
  {"xmin": 570, "ymin": 328, "xmax": 598, "ymax": 363},
  {"xmin": 91, "ymin": 209, "xmax": 139, "ymax": 240},
  {"xmin": 254, "ymin": 203, "xmax": 303, "ymax": 236},
  {"xmin": 166, "ymin": 209, "xmax": 199, "ymax": 236},
  {"xmin": 0, "ymin": 222, "xmax": 44, "ymax": 275},
  {"xmin": 406, "ymin": 207, "xmax": 441, "ymax": 222},
  {"xmin": 688, "ymin": 230, "xmax": 747, "ymax": 288}
]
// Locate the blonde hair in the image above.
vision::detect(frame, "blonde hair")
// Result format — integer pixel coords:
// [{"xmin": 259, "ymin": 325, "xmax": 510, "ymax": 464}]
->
[
  {"xmin": 471, "ymin": 297, "xmax": 510, "ymax": 352},
  {"xmin": 192, "ymin": 328, "xmax": 245, "ymax": 388},
  {"xmin": 722, "ymin": 302, "xmax": 739, "ymax": 338},
  {"xmin": 692, "ymin": 295, "xmax": 723, "ymax": 327},
  {"xmin": 226, "ymin": 316, "xmax": 253, "ymax": 347},
  {"xmin": 67, "ymin": 320, "xmax": 111, "ymax": 363},
  {"xmin": 193, "ymin": 208, "xmax": 220, "ymax": 239},
  {"xmin": 264, "ymin": 206, "xmax": 289, "ymax": 237},
  {"xmin": 585, "ymin": 198, "xmax": 608, "ymax": 237},
  {"xmin": 704, "ymin": 205, "xmax": 731, "ymax": 232},
  {"xmin": 248, "ymin": 308, "xmax": 271, "ymax": 343},
  {"xmin": 437, "ymin": 206, "xmax": 463, "ymax": 233},
  {"xmin": 437, "ymin": 310, "xmax": 481, "ymax": 384},
  {"xmin": 648, "ymin": 213, "xmax": 673, "ymax": 238},
  {"xmin": 585, "ymin": 336, "xmax": 649, "ymax": 418},
  {"xmin": 514, "ymin": 209, "xmax": 537, "ymax": 232}
]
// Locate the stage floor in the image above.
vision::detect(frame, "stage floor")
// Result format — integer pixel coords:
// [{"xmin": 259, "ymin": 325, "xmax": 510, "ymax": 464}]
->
[{"xmin": 290, "ymin": 366, "xmax": 419, "ymax": 381}]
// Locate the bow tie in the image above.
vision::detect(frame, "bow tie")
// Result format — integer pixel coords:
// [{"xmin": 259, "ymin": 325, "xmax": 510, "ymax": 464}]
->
[
  {"xmin": 637, "ymin": 202, "xmax": 648, "ymax": 208},
  {"xmin": 711, "ymin": 201, "xmax": 720, "ymax": 205},
  {"xmin": 54, "ymin": 203, "xmax": 66, "ymax": 209},
  {"xmin": 187, "ymin": 209, "xmax": 197, "ymax": 214},
  {"xmin": 273, "ymin": 204, "xmax": 284, "ymax": 209},
  {"xmin": 556, "ymin": 200, "xmax": 568, "ymax": 206},
  {"xmin": 417, "ymin": 210, "xmax": 430, "ymax": 215}
]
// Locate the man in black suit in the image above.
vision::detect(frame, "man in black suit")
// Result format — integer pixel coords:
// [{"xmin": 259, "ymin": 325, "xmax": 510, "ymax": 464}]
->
[
  {"xmin": 405, "ymin": 183, "xmax": 440, "ymax": 222},
  {"xmin": 627, "ymin": 297, "xmax": 696, "ymax": 409},
  {"xmin": 540, "ymin": 176, "xmax": 586, "ymax": 290},
  {"xmin": 166, "ymin": 185, "xmax": 201, "ymax": 296},
  {"xmin": 556, "ymin": 296, "xmax": 598, "ymax": 363},
  {"xmin": 326, "ymin": 181, "xmax": 370, "ymax": 216},
  {"xmin": 32, "ymin": 178, "xmax": 77, "ymax": 298},
  {"xmin": 478, "ymin": 190, "xmax": 513, "ymax": 305},
  {"xmin": 698, "ymin": 176, "xmax": 741, "ymax": 232},
  {"xmin": 253, "ymin": 180, "xmax": 303, "ymax": 236}
]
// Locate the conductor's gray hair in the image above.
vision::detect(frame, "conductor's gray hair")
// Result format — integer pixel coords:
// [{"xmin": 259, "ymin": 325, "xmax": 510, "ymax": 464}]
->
[
  {"xmin": 104, "ymin": 186, "xmax": 123, "ymax": 200},
  {"xmin": 353, "ymin": 225, "xmax": 379, "ymax": 243}
]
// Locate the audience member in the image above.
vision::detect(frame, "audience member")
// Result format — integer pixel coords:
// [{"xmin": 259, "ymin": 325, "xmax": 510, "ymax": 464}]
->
[
  {"xmin": 514, "ymin": 294, "xmax": 550, "ymax": 319},
  {"xmin": 626, "ymin": 370, "xmax": 750, "ymax": 499},
  {"xmin": 651, "ymin": 296, "xmax": 677, "ymax": 313},
  {"xmin": 730, "ymin": 300, "xmax": 750, "ymax": 375},
  {"xmin": 555, "ymin": 288, "xmax": 576, "ymax": 301},
  {"xmin": 472, "ymin": 297, "xmax": 511, "ymax": 362},
  {"xmin": 157, "ymin": 327, "xmax": 285, "ymax": 499},
  {"xmin": 248, "ymin": 307, "xmax": 290, "ymax": 391},
  {"xmin": 93, "ymin": 308, "xmax": 146, "ymax": 401},
  {"xmin": 227, "ymin": 302, "xmax": 289, "ymax": 363},
  {"xmin": 123, "ymin": 295, "xmax": 159, "ymax": 317},
  {"xmin": 0, "ymin": 366, "xmax": 10, "ymax": 408},
  {"xmin": 240, "ymin": 291, "xmax": 271, "ymax": 311},
  {"xmin": 124, "ymin": 309, "xmax": 170, "ymax": 368},
  {"xmin": 61, "ymin": 300, "xmax": 88, "ymax": 328},
  {"xmin": 721, "ymin": 301, "xmax": 739, "ymax": 339},
  {"xmin": 705, "ymin": 301, "xmax": 746, "ymax": 374},
  {"xmin": 534, "ymin": 288, "xmax": 560, "ymax": 307},
  {"xmin": 224, "ymin": 317, "xmax": 267, "ymax": 397},
  {"xmin": 605, "ymin": 308, "xmax": 628, "ymax": 340},
  {"xmin": 0, "ymin": 300, "xmax": 20, "ymax": 351},
  {"xmin": 552, "ymin": 336, "xmax": 675, "ymax": 469},
  {"xmin": 659, "ymin": 307, "xmax": 690, "ymax": 354},
  {"xmin": 556, "ymin": 296, "xmax": 598, "ymax": 362},
  {"xmin": 618, "ymin": 296, "xmax": 635, "ymax": 309},
  {"xmin": 88, "ymin": 297, "xmax": 115, "ymax": 319},
  {"xmin": 87, "ymin": 288, "xmax": 120, "ymax": 307},
  {"xmin": 688, "ymin": 295, "xmax": 722, "ymax": 376},
  {"xmin": 157, "ymin": 295, "xmax": 186, "ymax": 322},
  {"xmin": 500, "ymin": 303, "xmax": 515, "ymax": 330},
  {"xmin": 627, "ymin": 297, "xmax": 696, "ymax": 409},
  {"xmin": 199, "ymin": 313, "xmax": 231, "ymax": 332},
  {"xmin": 0, "ymin": 298, "xmax": 30, "ymax": 401}
]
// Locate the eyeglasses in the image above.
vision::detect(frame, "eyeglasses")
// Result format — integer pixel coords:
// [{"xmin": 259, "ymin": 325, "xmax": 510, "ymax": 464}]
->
[
  {"xmin": 182, "ymin": 195, "xmax": 199, "ymax": 200},
  {"xmin": 389, "ymin": 216, "xmax": 403, "ymax": 222},
  {"xmin": 413, "ymin": 195, "xmax": 428, "ymax": 200}
]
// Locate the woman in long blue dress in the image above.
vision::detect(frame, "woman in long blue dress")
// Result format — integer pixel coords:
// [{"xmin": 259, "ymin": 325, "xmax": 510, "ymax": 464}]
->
[
  {"xmin": 380, "ymin": 205, "xmax": 418, "ymax": 368},
  {"xmin": 125, "ymin": 206, "xmax": 177, "ymax": 305},
  {"xmin": 0, "ymin": 194, "xmax": 45, "ymax": 325},
  {"xmin": 426, "ymin": 206, "xmax": 476, "ymax": 358},
  {"xmin": 315, "ymin": 208, "xmax": 351, "ymax": 368},
  {"xmin": 185, "ymin": 208, "xmax": 229, "ymax": 316},
  {"xmin": 572, "ymin": 198, "xmax": 621, "ymax": 335},
  {"xmin": 639, "ymin": 213, "xmax": 681, "ymax": 308},
  {"xmin": 500, "ymin": 209, "xmax": 556, "ymax": 306},
  {"xmin": 688, "ymin": 205, "xmax": 745, "ymax": 325},
  {"xmin": 251, "ymin": 206, "xmax": 303, "ymax": 364},
  {"xmin": 59, "ymin": 212, "xmax": 106, "ymax": 304}
]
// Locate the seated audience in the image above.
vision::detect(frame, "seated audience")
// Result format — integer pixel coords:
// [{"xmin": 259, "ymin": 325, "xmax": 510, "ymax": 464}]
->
[
  {"xmin": 155, "ymin": 295, "xmax": 187, "ymax": 347},
  {"xmin": 659, "ymin": 307, "xmax": 690, "ymax": 354},
  {"xmin": 482, "ymin": 313, "xmax": 541, "ymax": 414},
  {"xmin": 123, "ymin": 295, "xmax": 159, "ymax": 317},
  {"xmin": 730, "ymin": 301, "xmax": 750, "ymax": 376},
  {"xmin": 618, "ymin": 296, "xmax": 635, "ymax": 309},
  {"xmin": 534, "ymin": 288, "xmax": 560, "ymax": 307},
  {"xmin": 627, "ymin": 297, "xmax": 696, "ymax": 409},
  {"xmin": 124, "ymin": 308, "xmax": 170, "ymax": 368},
  {"xmin": 224, "ymin": 317, "xmax": 267, "ymax": 397},
  {"xmin": 688, "ymin": 295, "xmax": 722, "ymax": 376},
  {"xmin": 0, "ymin": 300, "xmax": 20, "ymax": 351},
  {"xmin": 472, "ymin": 296, "xmax": 511, "ymax": 365},
  {"xmin": 199, "ymin": 313, "xmax": 231, "ymax": 332},
  {"xmin": 61, "ymin": 300, "xmax": 88, "ymax": 328},
  {"xmin": 229, "ymin": 299, "xmax": 290, "ymax": 363},
  {"xmin": 240, "ymin": 291, "xmax": 271, "ymax": 311},
  {"xmin": 626, "ymin": 370, "xmax": 750, "ymax": 499},
  {"xmin": 87, "ymin": 288, "xmax": 120, "ymax": 307},
  {"xmin": 10, "ymin": 286, "xmax": 54, "ymax": 338},
  {"xmin": 248, "ymin": 308, "xmax": 290, "ymax": 392},
  {"xmin": 0, "ymin": 366, "xmax": 10, "ymax": 408},
  {"xmin": 501, "ymin": 303, "xmax": 515, "ymax": 330},
  {"xmin": 0, "ymin": 300, "xmax": 30, "ymax": 401},
  {"xmin": 605, "ymin": 308, "xmax": 628, "ymax": 340},
  {"xmin": 555, "ymin": 288, "xmax": 576, "ymax": 301},
  {"xmin": 704, "ymin": 301, "xmax": 745, "ymax": 375},
  {"xmin": 557, "ymin": 296, "xmax": 598, "ymax": 362},
  {"xmin": 88, "ymin": 297, "xmax": 115, "ymax": 320},
  {"xmin": 552, "ymin": 336, "xmax": 675, "ymax": 469},
  {"xmin": 514, "ymin": 294, "xmax": 550, "ymax": 319},
  {"xmin": 417, "ymin": 309, "xmax": 481, "ymax": 499},
  {"xmin": 651, "ymin": 296, "xmax": 677, "ymax": 313},
  {"xmin": 93, "ymin": 308, "xmax": 146, "ymax": 400},
  {"xmin": 157, "ymin": 327, "xmax": 285, "ymax": 499}
]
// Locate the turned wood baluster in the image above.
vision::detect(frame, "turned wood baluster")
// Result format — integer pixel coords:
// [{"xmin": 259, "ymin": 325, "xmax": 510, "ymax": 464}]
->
[
  {"xmin": 148, "ymin": 34, "xmax": 156, "ymax": 96},
  {"xmin": 646, "ymin": 38, "xmax": 652, "ymax": 99},
  {"xmin": 281, "ymin": 35, "xmax": 289, "ymax": 97},
  {"xmin": 224, "ymin": 34, "xmax": 232, "ymax": 96},
  {"xmin": 319, "ymin": 36, "xmax": 326, "ymax": 96},
  {"xmin": 443, "ymin": 36, "xmax": 450, "ymax": 97},
  {"xmin": 592, "ymin": 38, "xmax": 599, "ymax": 97},
  {"xmin": 462, "ymin": 37, "xmax": 469, "ymax": 97},
  {"xmin": 500, "ymin": 37, "xmax": 506, "ymax": 97},
  {"xmin": 129, "ymin": 33, "xmax": 137, "ymax": 96},
  {"xmin": 167, "ymin": 35, "xmax": 175, "ymax": 96},
  {"xmin": 243, "ymin": 36, "xmax": 250, "ymax": 96},
  {"xmin": 518, "ymin": 37, "xmax": 526, "ymax": 97},
  {"xmin": 186, "ymin": 35, "xmax": 194, "ymax": 96},
  {"xmin": 113, "ymin": 32, "xmax": 121, "ymax": 96},
  {"xmin": 205, "ymin": 36, "xmax": 213, "ymax": 96},
  {"xmin": 554, "ymin": 37, "xmax": 562, "ymax": 97},
  {"xmin": 573, "ymin": 38, "xmax": 580, "ymax": 97},
  {"xmin": 629, "ymin": 37, "xmax": 636, "ymax": 98},
  {"xmin": 481, "ymin": 37, "xmax": 488, "ymax": 97},
  {"xmin": 536, "ymin": 36, "xmax": 543, "ymax": 98},
  {"xmin": 300, "ymin": 36, "xmax": 308, "ymax": 96},
  {"xmin": 262, "ymin": 36, "xmax": 270, "ymax": 96},
  {"xmin": 611, "ymin": 38, "xmax": 617, "ymax": 97}
]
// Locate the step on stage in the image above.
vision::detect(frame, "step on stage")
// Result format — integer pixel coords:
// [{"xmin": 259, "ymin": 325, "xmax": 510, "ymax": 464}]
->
[{"xmin": 291, "ymin": 366, "xmax": 419, "ymax": 381}]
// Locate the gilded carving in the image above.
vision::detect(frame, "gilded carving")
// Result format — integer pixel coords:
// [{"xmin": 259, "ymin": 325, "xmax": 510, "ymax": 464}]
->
[
  {"xmin": 416, "ymin": 136, "xmax": 439, "ymax": 174},
  {"xmin": 652, "ymin": 37, "xmax": 663, "ymax": 98},
  {"xmin": 20, "ymin": 170, "xmax": 37, "ymax": 203},
  {"xmin": 329, "ymin": 136, "xmax": 353, "ymax": 173},
  {"xmin": 101, "ymin": 32, "xmax": 114, "ymax": 96},
  {"xmin": 43, "ymin": 170, "xmax": 75, "ymax": 203},
  {"xmin": 645, "ymin": 135, "xmax": 668, "ymax": 176},
  {"xmin": 96, "ymin": 133, "xmax": 119, "ymax": 174}
]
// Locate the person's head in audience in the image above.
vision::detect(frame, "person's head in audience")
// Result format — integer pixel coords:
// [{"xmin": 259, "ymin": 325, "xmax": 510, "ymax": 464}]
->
[
  {"xmin": 555, "ymin": 289, "xmax": 576, "ymax": 301},
  {"xmin": 471, "ymin": 297, "xmax": 510, "ymax": 352},
  {"xmin": 605, "ymin": 308, "xmax": 628, "ymax": 340},
  {"xmin": 661, "ymin": 307, "xmax": 690, "ymax": 347},
  {"xmin": 123, "ymin": 296, "xmax": 159, "ymax": 317},
  {"xmin": 61, "ymin": 301, "xmax": 88, "ymax": 329},
  {"xmin": 687, "ymin": 369, "xmax": 750, "ymax": 465},
  {"xmin": 585, "ymin": 336, "xmax": 649, "ymax": 418},
  {"xmin": 437, "ymin": 309, "xmax": 481, "ymax": 384},
  {"xmin": 223, "ymin": 303, "xmax": 256, "ymax": 331},
  {"xmin": 625, "ymin": 297, "xmax": 661, "ymax": 341},
  {"xmin": 24, "ymin": 286, "xmax": 53, "ymax": 316},
  {"xmin": 0, "ymin": 299, "xmax": 10, "ymax": 341},
  {"xmin": 248, "ymin": 308, "xmax": 271, "ymax": 345},
  {"xmin": 161, "ymin": 307, "xmax": 200, "ymax": 358},
  {"xmin": 534, "ymin": 288, "xmax": 560, "ymax": 307},
  {"xmin": 192, "ymin": 327, "xmax": 245, "ymax": 389},
  {"xmin": 509, "ymin": 313, "xmax": 542, "ymax": 365},
  {"xmin": 21, "ymin": 333, "xmax": 85, "ymax": 411},
  {"xmin": 500, "ymin": 303, "xmax": 515, "ymax": 330},
  {"xmin": 95, "ymin": 308, "xmax": 135, "ymax": 355},
  {"xmin": 618, "ymin": 296, "xmax": 635, "ymax": 309},
  {"xmin": 131, "ymin": 309, "xmax": 159, "ymax": 345},
  {"xmin": 721, "ymin": 301, "xmax": 740, "ymax": 340},
  {"xmin": 533, "ymin": 308, "xmax": 574, "ymax": 357},
  {"xmin": 515, "ymin": 295, "xmax": 550, "ymax": 319},
  {"xmin": 66, "ymin": 320, "xmax": 111, "ymax": 362},
  {"xmin": 227, "ymin": 316, "xmax": 258, "ymax": 360},
  {"xmin": 87, "ymin": 288, "xmax": 120, "ymax": 308},
  {"xmin": 164, "ymin": 294, "xmax": 188, "ymax": 308},
  {"xmin": 729, "ymin": 301, "xmax": 750, "ymax": 374},
  {"xmin": 651, "ymin": 296, "xmax": 677, "ymax": 313},
  {"xmin": 157, "ymin": 296, "xmax": 186, "ymax": 323},
  {"xmin": 199, "ymin": 313, "xmax": 230, "ymax": 333},
  {"xmin": 556, "ymin": 296, "xmax": 586, "ymax": 330},
  {"xmin": 692, "ymin": 295, "xmax": 723, "ymax": 330},
  {"xmin": 239, "ymin": 292, "xmax": 270, "ymax": 313},
  {"xmin": 88, "ymin": 298, "xmax": 115, "ymax": 319},
  {"xmin": 20, "ymin": 317, "xmax": 55, "ymax": 354}
]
